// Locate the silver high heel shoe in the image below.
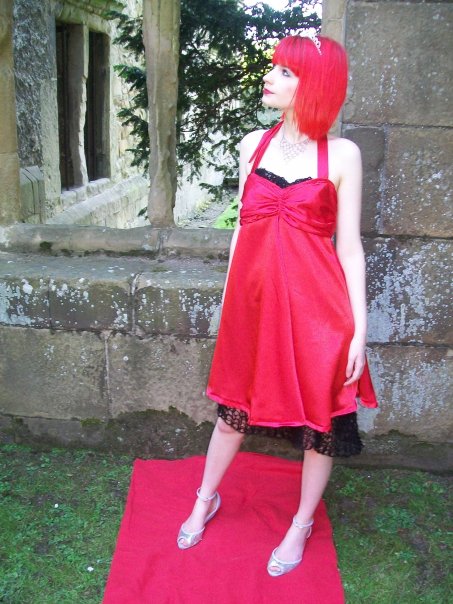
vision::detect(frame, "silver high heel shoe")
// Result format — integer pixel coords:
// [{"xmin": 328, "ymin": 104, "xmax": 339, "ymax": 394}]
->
[
  {"xmin": 267, "ymin": 517, "xmax": 314, "ymax": 577},
  {"xmin": 177, "ymin": 488, "xmax": 221, "ymax": 550}
]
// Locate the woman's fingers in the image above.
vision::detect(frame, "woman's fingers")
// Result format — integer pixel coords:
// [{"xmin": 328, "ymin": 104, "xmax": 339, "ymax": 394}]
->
[
  {"xmin": 345, "ymin": 356, "xmax": 354, "ymax": 379},
  {"xmin": 344, "ymin": 354, "xmax": 365, "ymax": 386}
]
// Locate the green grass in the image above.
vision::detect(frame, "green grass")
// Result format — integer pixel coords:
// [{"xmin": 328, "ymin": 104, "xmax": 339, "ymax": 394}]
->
[
  {"xmin": 0, "ymin": 443, "xmax": 451, "ymax": 603},
  {"xmin": 0, "ymin": 444, "xmax": 131, "ymax": 604},
  {"xmin": 326, "ymin": 465, "xmax": 452, "ymax": 603}
]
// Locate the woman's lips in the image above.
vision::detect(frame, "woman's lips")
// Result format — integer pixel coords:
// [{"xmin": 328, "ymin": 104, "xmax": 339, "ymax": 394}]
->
[{"xmin": 263, "ymin": 88, "xmax": 273, "ymax": 95}]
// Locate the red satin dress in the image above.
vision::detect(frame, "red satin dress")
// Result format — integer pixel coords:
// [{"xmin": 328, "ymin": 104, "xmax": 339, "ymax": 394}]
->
[{"xmin": 206, "ymin": 122, "xmax": 378, "ymax": 438}]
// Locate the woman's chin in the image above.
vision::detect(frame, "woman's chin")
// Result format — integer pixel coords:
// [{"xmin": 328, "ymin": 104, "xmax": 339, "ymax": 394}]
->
[{"xmin": 262, "ymin": 95, "xmax": 279, "ymax": 108}]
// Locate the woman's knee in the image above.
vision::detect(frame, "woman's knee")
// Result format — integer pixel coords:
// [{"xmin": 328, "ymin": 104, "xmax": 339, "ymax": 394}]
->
[{"xmin": 216, "ymin": 417, "xmax": 244, "ymax": 438}]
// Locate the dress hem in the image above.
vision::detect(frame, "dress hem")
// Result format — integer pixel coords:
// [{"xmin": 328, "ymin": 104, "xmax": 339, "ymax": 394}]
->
[
  {"xmin": 206, "ymin": 386, "xmax": 360, "ymax": 434},
  {"xmin": 216, "ymin": 404, "xmax": 364, "ymax": 457}
]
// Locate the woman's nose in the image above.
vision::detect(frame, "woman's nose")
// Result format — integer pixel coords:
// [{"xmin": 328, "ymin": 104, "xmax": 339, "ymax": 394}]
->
[{"xmin": 263, "ymin": 69, "xmax": 273, "ymax": 83}]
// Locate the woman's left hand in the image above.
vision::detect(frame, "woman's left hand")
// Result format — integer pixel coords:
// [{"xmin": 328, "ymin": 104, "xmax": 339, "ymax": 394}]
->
[{"xmin": 344, "ymin": 336, "xmax": 366, "ymax": 386}]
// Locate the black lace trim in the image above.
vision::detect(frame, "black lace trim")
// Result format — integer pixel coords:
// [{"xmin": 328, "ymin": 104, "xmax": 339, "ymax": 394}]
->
[
  {"xmin": 217, "ymin": 405, "xmax": 363, "ymax": 457},
  {"xmin": 255, "ymin": 168, "xmax": 313, "ymax": 189}
]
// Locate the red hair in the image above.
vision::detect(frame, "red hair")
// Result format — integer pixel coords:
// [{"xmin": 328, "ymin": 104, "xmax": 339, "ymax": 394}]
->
[{"xmin": 272, "ymin": 35, "xmax": 348, "ymax": 140}]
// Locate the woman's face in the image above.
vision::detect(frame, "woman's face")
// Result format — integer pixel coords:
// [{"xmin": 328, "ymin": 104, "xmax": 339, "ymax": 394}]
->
[{"xmin": 262, "ymin": 64, "xmax": 299, "ymax": 111}]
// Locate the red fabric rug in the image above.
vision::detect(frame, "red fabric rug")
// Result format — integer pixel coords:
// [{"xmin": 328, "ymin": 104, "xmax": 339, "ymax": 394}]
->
[{"xmin": 103, "ymin": 453, "xmax": 344, "ymax": 604}]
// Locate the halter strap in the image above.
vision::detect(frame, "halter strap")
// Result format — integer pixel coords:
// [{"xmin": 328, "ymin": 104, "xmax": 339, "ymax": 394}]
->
[
  {"xmin": 317, "ymin": 135, "xmax": 329, "ymax": 179},
  {"xmin": 249, "ymin": 121, "xmax": 329, "ymax": 179},
  {"xmin": 249, "ymin": 122, "xmax": 284, "ymax": 173}
]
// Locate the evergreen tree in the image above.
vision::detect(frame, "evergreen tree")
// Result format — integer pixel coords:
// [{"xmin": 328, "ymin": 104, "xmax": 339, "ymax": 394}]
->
[{"xmin": 108, "ymin": 1, "xmax": 320, "ymax": 189}]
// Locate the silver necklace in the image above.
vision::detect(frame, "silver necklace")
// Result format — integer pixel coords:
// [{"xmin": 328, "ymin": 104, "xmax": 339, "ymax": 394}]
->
[{"xmin": 280, "ymin": 128, "xmax": 310, "ymax": 162}]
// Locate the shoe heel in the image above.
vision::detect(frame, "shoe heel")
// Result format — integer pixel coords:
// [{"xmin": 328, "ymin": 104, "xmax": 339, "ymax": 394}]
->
[
  {"xmin": 267, "ymin": 517, "xmax": 314, "ymax": 577},
  {"xmin": 177, "ymin": 490, "xmax": 221, "ymax": 550}
]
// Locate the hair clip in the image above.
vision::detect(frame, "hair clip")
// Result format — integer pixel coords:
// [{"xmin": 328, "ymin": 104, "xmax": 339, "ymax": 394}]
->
[{"xmin": 298, "ymin": 30, "xmax": 322, "ymax": 55}]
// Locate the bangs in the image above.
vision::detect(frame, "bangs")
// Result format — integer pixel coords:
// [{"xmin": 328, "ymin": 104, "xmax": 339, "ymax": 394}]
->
[
  {"xmin": 272, "ymin": 37, "xmax": 302, "ymax": 74},
  {"xmin": 272, "ymin": 36, "xmax": 320, "ymax": 76}
]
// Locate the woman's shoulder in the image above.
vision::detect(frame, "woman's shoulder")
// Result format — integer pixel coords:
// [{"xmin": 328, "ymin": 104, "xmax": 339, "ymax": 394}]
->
[
  {"xmin": 240, "ymin": 129, "xmax": 267, "ymax": 151},
  {"xmin": 327, "ymin": 135, "xmax": 361, "ymax": 161}
]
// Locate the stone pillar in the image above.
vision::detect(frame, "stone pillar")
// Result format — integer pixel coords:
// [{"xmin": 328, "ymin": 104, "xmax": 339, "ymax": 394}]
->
[
  {"xmin": 0, "ymin": 0, "xmax": 21, "ymax": 224},
  {"xmin": 322, "ymin": 0, "xmax": 453, "ymax": 443},
  {"xmin": 143, "ymin": 0, "xmax": 180, "ymax": 226},
  {"xmin": 322, "ymin": 0, "xmax": 346, "ymax": 43}
]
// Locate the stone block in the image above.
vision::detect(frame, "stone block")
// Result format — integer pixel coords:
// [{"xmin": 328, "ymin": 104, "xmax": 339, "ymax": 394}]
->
[
  {"xmin": 161, "ymin": 228, "xmax": 232, "ymax": 259},
  {"xmin": 48, "ymin": 176, "xmax": 149, "ymax": 230},
  {"xmin": 135, "ymin": 259, "xmax": 224, "ymax": 336},
  {"xmin": 71, "ymin": 225, "xmax": 160, "ymax": 255},
  {"xmin": 21, "ymin": 417, "xmax": 106, "ymax": 447},
  {"xmin": 365, "ymin": 238, "xmax": 452, "ymax": 345},
  {"xmin": 49, "ymin": 276, "xmax": 131, "ymax": 331},
  {"xmin": 0, "ymin": 326, "xmax": 108, "ymax": 420},
  {"xmin": 0, "ymin": 224, "xmax": 73, "ymax": 252},
  {"xmin": 0, "ymin": 153, "xmax": 21, "ymax": 223},
  {"xmin": 0, "ymin": 414, "xmax": 14, "ymax": 444},
  {"xmin": 108, "ymin": 333, "xmax": 217, "ymax": 425},
  {"xmin": 61, "ymin": 190, "xmax": 77, "ymax": 210},
  {"xmin": 381, "ymin": 128, "xmax": 453, "ymax": 237},
  {"xmin": 343, "ymin": 126, "xmax": 384, "ymax": 234},
  {"xmin": 47, "ymin": 258, "xmax": 133, "ymax": 331},
  {"xmin": 322, "ymin": 19, "xmax": 344, "ymax": 44},
  {"xmin": 323, "ymin": 0, "xmax": 346, "ymax": 22},
  {"xmin": 26, "ymin": 215, "xmax": 41, "ymax": 225},
  {"xmin": 73, "ymin": 186, "xmax": 87, "ymax": 203},
  {"xmin": 19, "ymin": 169, "xmax": 36, "ymax": 218},
  {"xmin": 0, "ymin": 224, "xmax": 162, "ymax": 256},
  {"xmin": 0, "ymin": 252, "xmax": 153, "ymax": 330},
  {"xmin": 87, "ymin": 181, "xmax": 100, "ymax": 196},
  {"xmin": 360, "ymin": 345, "xmax": 452, "ymax": 443},
  {"xmin": 23, "ymin": 166, "xmax": 44, "ymax": 210},
  {"xmin": 0, "ymin": 257, "xmax": 50, "ymax": 327},
  {"xmin": 96, "ymin": 178, "xmax": 110, "ymax": 193},
  {"xmin": 344, "ymin": 3, "xmax": 452, "ymax": 127},
  {"xmin": 0, "ymin": 65, "xmax": 18, "ymax": 152}
]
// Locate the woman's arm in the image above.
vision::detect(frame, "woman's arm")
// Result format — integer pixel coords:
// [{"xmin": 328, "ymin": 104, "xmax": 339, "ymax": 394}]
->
[{"xmin": 335, "ymin": 139, "xmax": 367, "ymax": 386}]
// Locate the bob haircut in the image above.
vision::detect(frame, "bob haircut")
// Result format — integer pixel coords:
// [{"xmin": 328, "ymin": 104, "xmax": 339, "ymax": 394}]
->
[{"xmin": 272, "ymin": 35, "xmax": 348, "ymax": 140}]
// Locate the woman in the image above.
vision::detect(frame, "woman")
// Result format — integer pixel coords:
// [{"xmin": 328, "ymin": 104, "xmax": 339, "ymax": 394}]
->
[{"xmin": 177, "ymin": 34, "xmax": 378, "ymax": 577}]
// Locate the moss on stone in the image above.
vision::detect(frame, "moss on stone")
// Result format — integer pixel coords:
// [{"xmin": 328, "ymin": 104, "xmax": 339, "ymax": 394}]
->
[
  {"xmin": 1, "ymin": 410, "xmax": 451, "ymax": 472},
  {"xmin": 80, "ymin": 418, "xmax": 104, "ymax": 428}
]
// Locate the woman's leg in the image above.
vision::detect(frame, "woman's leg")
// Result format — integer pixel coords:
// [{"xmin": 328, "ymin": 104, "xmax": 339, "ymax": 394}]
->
[
  {"xmin": 269, "ymin": 448, "xmax": 333, "ymax": 566},
  {"xmin": 178, "ymin": 417, "xmax": 244, "ymax": 544}
]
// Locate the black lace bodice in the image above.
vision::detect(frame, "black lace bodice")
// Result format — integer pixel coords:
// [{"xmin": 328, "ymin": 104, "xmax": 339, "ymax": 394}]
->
[{"xmin": 255, "ymin": 167, "xmax": 313, "ymax": 189}]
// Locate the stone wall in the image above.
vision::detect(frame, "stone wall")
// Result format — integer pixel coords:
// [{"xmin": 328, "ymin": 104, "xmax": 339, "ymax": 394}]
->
[
  {"xmin": 0, "ymin": 224, "xmax": 451, "ymax": 470},
  {"xmin": 323, "ymin": 0, "xmax": 453, "ymax": 445}
]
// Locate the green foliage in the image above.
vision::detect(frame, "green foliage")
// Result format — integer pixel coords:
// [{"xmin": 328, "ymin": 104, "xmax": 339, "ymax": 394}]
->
[
  {"xmin": 107, "ymin": 1, "xmax": 320, "ymax": 182},
  {"xmin": 213, "ymin": 196, "xmax": 239, "ymax": 228}
]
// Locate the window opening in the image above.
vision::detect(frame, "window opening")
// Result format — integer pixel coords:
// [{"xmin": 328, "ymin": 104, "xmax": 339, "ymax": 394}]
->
[
  {"xmin": 85, "ymin": 31, "xmax": 110, "ymax": 181},
  {"xmin": 56, "ymin": 23, "xmax": 74, "ymax": 189}
]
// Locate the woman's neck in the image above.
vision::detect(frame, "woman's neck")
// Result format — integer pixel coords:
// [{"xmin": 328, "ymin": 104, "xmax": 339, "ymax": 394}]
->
[{"xmin": 281, "ymin": 115, "xmax": 309, "ymax": 144}]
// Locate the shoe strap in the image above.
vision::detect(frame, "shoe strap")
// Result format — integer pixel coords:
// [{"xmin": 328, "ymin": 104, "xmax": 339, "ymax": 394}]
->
[
  {"xmin": 196, "ymin": 487, "xmax": 218, "ymax": 502},
  {"xmin": 292, "ymin": 516, "xmax": 314, "ymax": 530}
]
